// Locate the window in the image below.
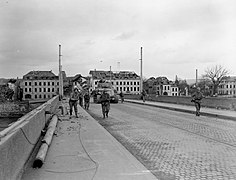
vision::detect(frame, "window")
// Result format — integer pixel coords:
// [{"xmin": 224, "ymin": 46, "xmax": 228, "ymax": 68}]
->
[
  {"xmin": 39, "ymin": 94, "xmax": 42, "ymax": 98},
  {"xmin": 29, "ymin": 82, "xmax": 31, "ymax": 86},
  {"xmin": 57, "ymin": 82, "xmax": 59, "ymax": 86},
  {"xmin": 44, "ymin": 95, "xmax": 46, "ymax": 99},
  {"xmin": 120, "ymin": 87, "xmax": 122, "ymax": 91},
  {"xmin": 116, "ymin": 82, "xmax": 119, "ymax": 85},
  {"xmin": 137, "ymin": 82, "xmax": 139, "ymax": 85},
  {"xmin": 137, "ymin": 87, "xmax": 139, "ymax": 91},
  {"xmin": 35, "ymin": 88, "xmax": 37, "ymax": 92},
  {"xmin": 95, "ymin": 81, "xmax": 98, "ymax": 85},
  {"xmin": 120, "ymin": 81, "xmax": 122, "ymax": 85},
  {"xmin": 127, "ymin": 82, "xmax": 129, "ymax": 85},
  {"xmin": 123, "ymin": 82, "xmax": 126, "ymax": 85},
  {"xmin": 52, "ymin": 82, "xmax": 54, "ymax": 86},
  {"xmin": 130, "ymin": 87, "xmax": 133, "ymax": 91},
  {"xmin": 25, "ymin": 82, "xmax": 27, "ymax": 86},
  {"xmin": 127, "ymin": 87, "xmax": 129, "ymax": 91},
  {"xmin": 29, "ymin": 88, "xmax": 31, "ymax": 92},
  {"xmin": 48, "ymin": 82, "xmax": 50, "ymax": 86},
  {"xmin": 131, "ymin": 82, "xmax": 133, "ymax": 85},
  {"xmin": 48, "ymin": 88, "xmax": 50, "ymax": 92},
  {"xmin": 134, "ymin": 87, "xmax": 136, "ymax": 91},
  {"xmin": 117, "ymin": 87, "xmax": 119, "ymax": 91},
  {"xmin": 39, "ymin": 82, "xmax": 42, "ymax": 86},
  {"xmin": 35, "ymin": 82, "xmax": 37, "ymax": 86},
  {"xmin": 35, "ymin": 95, "xmax": 37, "ymax": 99},
  {"xmin": 44, "ymin": 88, "xmax": 46, "ymax": 92},
  {"xmin": 52, "ymin": 88, "xmax": 54, "ymax": 92},
  {"xmin": 25, "ymin": 88, "xmax": 27, "ymax": 92},
  {"xmin": 123, "ymin": 87, "xmax": 126, "ymax": 91},
  {"xmin": 44, "ymin": 82, "xmax": 46, "ymax": 86},
  {"xmin": 39, "ymin": 88, "xmax": 42, "ymax": 92},
  {"xmin": 134, "ymin": 82, "xmax": 136, "ymax": 85}
]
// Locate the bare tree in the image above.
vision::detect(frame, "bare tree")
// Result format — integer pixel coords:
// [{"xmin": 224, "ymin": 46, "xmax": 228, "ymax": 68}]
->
[{"xmin": 203, "ymin": 65, "xmax": 229, "ymax": 96}]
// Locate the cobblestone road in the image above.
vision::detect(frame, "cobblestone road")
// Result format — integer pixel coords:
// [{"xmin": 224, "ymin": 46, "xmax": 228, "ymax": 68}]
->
[{"xmin": 88, "ymin": 102, "xmax": 236, "ymax": 180}]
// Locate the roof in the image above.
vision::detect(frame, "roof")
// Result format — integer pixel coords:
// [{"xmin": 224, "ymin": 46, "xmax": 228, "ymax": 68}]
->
[
  {"xmin": 23, "ymin": 71, "xmax": 57, "ymax": 80},
  {"xmin": 89, "ymin": 70, "xmax": 139, "ymax": 80}
]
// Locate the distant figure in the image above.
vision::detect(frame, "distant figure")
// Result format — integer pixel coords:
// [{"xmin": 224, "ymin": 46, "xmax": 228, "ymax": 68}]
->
[
  {"xmin": 78, "ymin": 89, "xmax": 83, "ymax": 107},
  {"xmin": 84, "ymin": 91, "xmax": 90, "ymax": 110},
  {"xmin": 100, "ymin": 90, "xmax": 110, "ymax": 118},
  {"xmin": 119, "ymin": 91, "xmax": 124, "ymax": 103},
  {"xmin": 141, "ymin": 90, "xmax": 147, "ymax": 102},
  {"xmin": 69, "ymin": 87, "xmax": 80, "ymax": 118},
  {"xmin": 191, "ymin": 87, "xmax": 204, "ymax": 116}
]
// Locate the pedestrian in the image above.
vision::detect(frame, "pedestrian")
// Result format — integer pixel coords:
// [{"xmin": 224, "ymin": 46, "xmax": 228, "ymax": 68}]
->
[
  {"xmin": 69, "ymin": 86, "xmax": 80, "ymax": 118},
  {"xmin": 191, "ymin": 87, "xmax": 204, "ymax": 116},
  {"xmin": 141, "ymin": 90, "xmax": 147, "ymax": 102},
  {"xmin": 78, "ymin": 89, "xmax": 83, "ymax": 107},
  {"xmin": 84, "ymin": 90, "xmax": 90, "ymax": 110},
  {"xmin": 100, "ymin": 89, "xmax": 110, "ymax": 118},
  {"xmin": 119, "ymin": 91, "xmax": 124, "ymax": 103}
]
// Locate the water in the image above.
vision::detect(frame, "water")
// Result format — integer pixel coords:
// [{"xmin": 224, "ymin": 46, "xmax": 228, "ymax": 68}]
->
[{"xmin": 0, "ymin": 117, "xmax": 18, "ymax": 131}]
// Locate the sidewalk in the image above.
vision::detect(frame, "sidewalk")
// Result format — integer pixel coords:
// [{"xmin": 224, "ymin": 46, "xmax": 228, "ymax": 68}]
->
[
  {"xmin": 126, "ymin": 99, "xmax": 236, "ymax": 121},
  {"xmin": 21, "ymin": 100, "xmax": 157, "ymax": 180}
]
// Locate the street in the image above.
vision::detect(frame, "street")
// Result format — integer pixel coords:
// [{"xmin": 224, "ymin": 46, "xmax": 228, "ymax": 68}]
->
[{"xmin": 87, "ymin": 102, "xmax": 236, "ymax": 180}]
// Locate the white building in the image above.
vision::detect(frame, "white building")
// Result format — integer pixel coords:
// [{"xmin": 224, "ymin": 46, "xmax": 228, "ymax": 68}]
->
[
  {"xmin": 21, "ymin": 71, "xmax": 59, "ymax": 100},
  {"xmin": 89, "ymin": 70, "xmax": 141, "ymax": 94},
  {"xmin": 218, "ymin": 76, "xmax": 236, "ymax": 97}
]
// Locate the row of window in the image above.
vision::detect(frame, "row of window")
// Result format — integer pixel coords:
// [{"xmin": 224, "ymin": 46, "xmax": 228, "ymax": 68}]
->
[
  {"xmin": 95, "ymin": 81, "xmax": 140, "ymax": 86},
  {"xmin": 24, "ymin": 81, "xmax": 59, "ymax": 86},
  {"xmin": 24, "ymin": 87, "xmax": 59, "ymax": 93},
  {"xmin": 156, "ymin": 86, "xmax": 178, "ymax": 91},
  {"xmin": 218, "ymin": 90, "xmax": 236, "ymax": 95},
  {"xmin": 116, "ymin": 86, "xmax": 140, "ymax": 92},
  {"xmin": 219, "ymin": 84, "xmax": 236, "ymax": 89}
]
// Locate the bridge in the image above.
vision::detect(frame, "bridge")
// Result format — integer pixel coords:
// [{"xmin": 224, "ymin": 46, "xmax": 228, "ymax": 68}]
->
[{"xmin": 0, "ymin": 95, "xmax": 236, "ymax": 180}]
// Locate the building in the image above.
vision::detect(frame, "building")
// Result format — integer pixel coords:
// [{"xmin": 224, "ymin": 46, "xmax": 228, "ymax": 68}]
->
[
  {"xmin": 89, "ymin": 70, "xmax": 141, "ymax": 94},
  {"xmin": 144, "ymin": 76, "xmax": 179, "ymax": 96},
  {"xmin": 21, "ymin": 71, "xmax": 59, "ymax": 100},
  {"xmin": 218, "ymin": 76, "xmax": 236, "ymax": 97}
]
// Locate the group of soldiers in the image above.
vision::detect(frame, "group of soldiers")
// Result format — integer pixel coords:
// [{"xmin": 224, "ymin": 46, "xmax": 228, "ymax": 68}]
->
[
  {"xmin": 69, "ymin": 86, "xmax": 112, "ymax": 119},
  {"xmin": 68, "ymin": 86, "xmax": 90, "ymax": 118},
  {"xmin": 68, "ymin": 86, "xmax": 204, "ymax": 119}
]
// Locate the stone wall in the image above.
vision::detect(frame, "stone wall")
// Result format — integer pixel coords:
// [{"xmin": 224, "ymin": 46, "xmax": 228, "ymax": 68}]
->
[{"xmin": 0, "ymin": 96, "xmax": 59, "ymax": 180}]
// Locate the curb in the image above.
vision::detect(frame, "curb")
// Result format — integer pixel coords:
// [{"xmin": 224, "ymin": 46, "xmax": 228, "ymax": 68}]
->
[{"xmin": 126, "ymin": 100, "xmax": 236, "ymax": 121}]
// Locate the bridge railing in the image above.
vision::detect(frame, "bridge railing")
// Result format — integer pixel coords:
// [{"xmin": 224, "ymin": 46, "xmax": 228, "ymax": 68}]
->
[{"xmin": 0, "ymin": 95, "xmax": 60, "ymax": 180}]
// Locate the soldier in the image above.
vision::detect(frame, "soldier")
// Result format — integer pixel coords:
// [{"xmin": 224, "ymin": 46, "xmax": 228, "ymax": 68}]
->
[
  {"xmin": 191, "ymin": 87, "xmax": 204, "ymax": 116},
  {"xmin": 69, "ymin": 86, "xmax": 80, "ymax": 118},
  {"xmin": 84, "ymin": 90, "xmax": 90, "ymax": 110},
  {"xmin": 119, "ymin": 91, "xmax": 124, "ymax": 103},
  {"xmin": 141, "ymin": 90, "xmax": 147, "ymax": 102},
  {"xmin": 100, "ymin": 89, "xmax": 110, "ymax": 118}
]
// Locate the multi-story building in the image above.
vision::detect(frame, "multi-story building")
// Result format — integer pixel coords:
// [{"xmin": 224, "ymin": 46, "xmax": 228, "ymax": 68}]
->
[
  {"xmin": 144, "ymin": 76, "xmax": 179, "ymax": 96},
  {"xmin": 89, "ymin": 70, "xmax": 141, "ymax": 94},
  {"xmin": 21, "ymin": 71, "xmax": 59, "ymax": 100},
  {"xmin": 218, "ymin": 76, "xmax": 236, "ymax": 97}
]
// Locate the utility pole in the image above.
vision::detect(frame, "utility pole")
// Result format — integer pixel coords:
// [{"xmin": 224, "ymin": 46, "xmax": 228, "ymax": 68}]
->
[
  {"xmin": 196, "ymin": 69, "xmax": 198, "ymax": 87},
  {"xmin": 140, "ymin": 47, "xmax": 143, "ymax": 93},
  {"xmin": 59, "ymin": 45, "xmax": 63, "ymax": 100},
  {"xmin": 109, "ymin": 66, "xmax": 112, "ymax": 81}
]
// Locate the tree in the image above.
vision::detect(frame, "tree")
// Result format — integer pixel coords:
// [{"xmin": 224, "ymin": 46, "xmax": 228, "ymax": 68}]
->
[{"xmin": 203, "ymin": 65, "xmax": 229, "ymax": 96}]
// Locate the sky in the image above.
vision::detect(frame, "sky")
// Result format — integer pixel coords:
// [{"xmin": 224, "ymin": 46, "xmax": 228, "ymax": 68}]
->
[{"xmin": 1, "ymin": 0, "xmax": 236, "ymax": 80}]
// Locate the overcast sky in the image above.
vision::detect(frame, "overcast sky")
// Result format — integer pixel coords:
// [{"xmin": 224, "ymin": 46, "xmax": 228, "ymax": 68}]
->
[{"xmin": 1, "ymin": 0, "xmax": 236, "ymax": 80}]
